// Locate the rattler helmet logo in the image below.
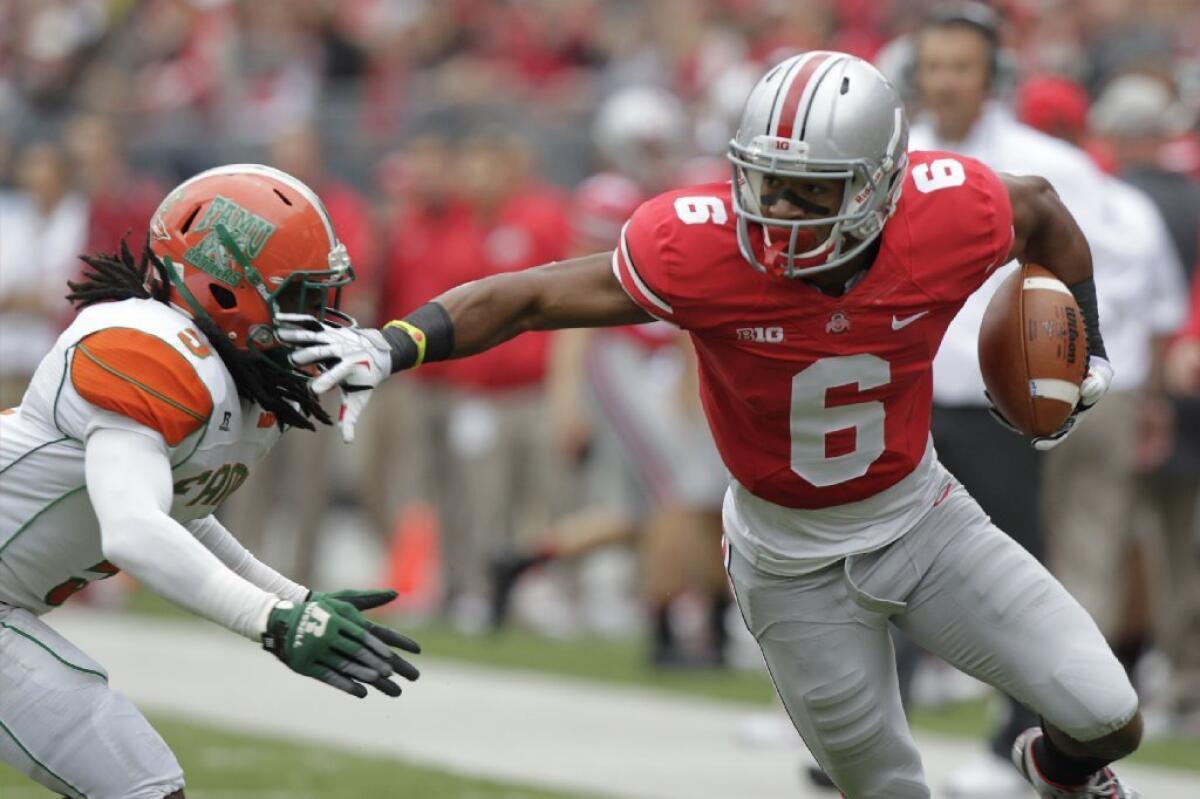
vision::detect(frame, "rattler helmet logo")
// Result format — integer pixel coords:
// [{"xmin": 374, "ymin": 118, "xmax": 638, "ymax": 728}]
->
[{"xmin": 183, "ymin": 196, "xmax": 277, "ymax": 287}]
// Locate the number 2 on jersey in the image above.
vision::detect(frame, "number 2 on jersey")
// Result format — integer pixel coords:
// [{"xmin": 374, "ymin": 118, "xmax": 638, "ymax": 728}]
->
[{"xmin": 790, "ymin": 355, "xmax": 890, "ymax": 486}]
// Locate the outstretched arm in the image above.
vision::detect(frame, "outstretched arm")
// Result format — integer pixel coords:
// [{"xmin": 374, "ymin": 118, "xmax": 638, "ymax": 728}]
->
[
  {"xmin": 86, "ymin": 425, "xmax": 286, "ymax": 639},
  {"xmin": 435, "ymin": 250, "xmax": 655, "ymax": 357},
  {"xmin": 188, "ymin": 515, "xmax": 309, "ymax": 603},
  {"xmin": 998, "ymin": 173, "xmax": 1112, "ymax": 449},
  {"xmin": 278, "ymin": 251, "xmax": 655, "ymax": 441},
  {"xmin": 86, "ymin": 422, "xmax": 419, "ymax": 697}
]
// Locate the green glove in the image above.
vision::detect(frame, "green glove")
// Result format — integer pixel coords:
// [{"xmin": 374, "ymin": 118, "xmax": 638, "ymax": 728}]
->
[
  {"xmin": 262, "ymin": 591, "xmax": 420, "ymax": 698},
  {"xmin": 308, "ymin": 588, "xmax": 402, "ymax": 612}
]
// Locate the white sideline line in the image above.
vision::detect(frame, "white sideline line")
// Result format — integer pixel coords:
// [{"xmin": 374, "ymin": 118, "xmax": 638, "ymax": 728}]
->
[{"xmin": 45, "ymin": 611, "xmax": 1200, "ymax": 799}]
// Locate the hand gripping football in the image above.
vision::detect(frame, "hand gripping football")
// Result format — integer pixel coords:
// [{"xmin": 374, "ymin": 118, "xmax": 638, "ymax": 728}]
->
[{"xmin": 979, "ymin": 263, "xmax": 1089, "ymax": 437}]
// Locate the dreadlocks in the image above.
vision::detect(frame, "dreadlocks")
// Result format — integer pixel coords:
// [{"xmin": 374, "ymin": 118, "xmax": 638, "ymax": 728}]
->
[{"xmin": 66, "ymin": 238, "xmax": 331, "ymax": 432}]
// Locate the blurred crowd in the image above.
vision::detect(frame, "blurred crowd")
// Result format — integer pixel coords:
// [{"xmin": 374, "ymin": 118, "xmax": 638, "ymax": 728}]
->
[{"xmin": 3, "ymin": 0, "xmax": 1200, "ymax": 751}]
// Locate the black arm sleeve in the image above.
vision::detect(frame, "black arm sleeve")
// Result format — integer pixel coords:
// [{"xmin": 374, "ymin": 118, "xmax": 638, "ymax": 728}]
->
[
  {"xmin": 380, "ymin": 302, "xmax": 456, "ymax": 374},
  {"xmin": 1067, "ymin": 277, "xmax": 1107, "ymax": 361}
]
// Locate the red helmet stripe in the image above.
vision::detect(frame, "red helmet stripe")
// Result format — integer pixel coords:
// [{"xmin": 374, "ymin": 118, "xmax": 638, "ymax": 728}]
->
[{"xmin": 775, "ymin": 53, "xmax": 833, "ymax": 140}]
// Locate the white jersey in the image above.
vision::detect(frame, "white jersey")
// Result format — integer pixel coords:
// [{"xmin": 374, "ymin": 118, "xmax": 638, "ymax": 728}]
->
[{"xmin": 0, "ymin": 298, "xmax": 281, "ymax": 613}]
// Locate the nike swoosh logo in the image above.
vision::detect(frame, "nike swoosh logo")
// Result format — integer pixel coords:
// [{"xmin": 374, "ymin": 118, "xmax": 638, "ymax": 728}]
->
[{"xmin": 891, "ymin": 311, "xmax": 930, "ymax": 330}]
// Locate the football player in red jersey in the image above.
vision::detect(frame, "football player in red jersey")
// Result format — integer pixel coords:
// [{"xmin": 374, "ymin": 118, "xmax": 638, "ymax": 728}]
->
[{"xmin": 283, "ymin": 52, "xmax": 1141, "ymax": 798}]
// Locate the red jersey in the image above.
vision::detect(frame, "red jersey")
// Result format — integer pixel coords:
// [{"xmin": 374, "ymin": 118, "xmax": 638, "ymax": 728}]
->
[
  {"xmin": 613, "ymin": 151, "xmax": 1013, "ymax": 509},
  {"xmin": 1185, "ymin": 271, "xmax": 1200, "ymax": 340}
]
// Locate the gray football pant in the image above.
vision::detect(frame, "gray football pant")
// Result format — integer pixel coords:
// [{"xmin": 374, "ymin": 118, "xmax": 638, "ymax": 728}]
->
[
  {"xmin": 0, "ymin": 605, "xmax": 184, "ymax": 798},
  {"xmin": 725, "ymin": 479, "xmax": 1138, "ymax": 799}
]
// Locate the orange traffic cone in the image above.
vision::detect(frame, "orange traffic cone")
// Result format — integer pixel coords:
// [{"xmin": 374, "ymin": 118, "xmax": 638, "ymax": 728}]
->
[{"xmin": 386, "ymin": 501, "xmax": 442, "ymax": 615}]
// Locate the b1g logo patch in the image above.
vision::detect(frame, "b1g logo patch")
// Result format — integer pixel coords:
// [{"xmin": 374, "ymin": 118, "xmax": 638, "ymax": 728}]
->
[
  {"xmin": 183, "ymin": 195, "xmax": 277, "ymax": 286},
  {"xmin": 737, "ymin": 326, "xmax": 784, "ymax": 343}
]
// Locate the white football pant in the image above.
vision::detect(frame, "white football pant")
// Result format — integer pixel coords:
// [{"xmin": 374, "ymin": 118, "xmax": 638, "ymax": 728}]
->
[
  {"xmin": 0, "ymin": 604, "xmax": 184, "ymax": 798},
  {"xmin": 724, "ymin": 473, "xmax": 1138, "ymax": 798}
]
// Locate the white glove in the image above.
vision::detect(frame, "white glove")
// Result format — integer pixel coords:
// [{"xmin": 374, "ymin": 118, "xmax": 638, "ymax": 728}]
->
[
  {"xmin": 275, "ymin": 314, "xmax": 392, "ymax": 443},
  {"xmin": 1032, "ymin": 355, "xmax": 1113, "ymax": 451}
]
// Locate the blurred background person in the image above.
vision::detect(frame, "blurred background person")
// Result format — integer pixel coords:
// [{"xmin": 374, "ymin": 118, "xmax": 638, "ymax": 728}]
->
[
  {"xmin": 1021, "ymin": 71, "xmax": 1189, "ymax": 729},
  {"xmin": 489, "ymin": 86, "xmax": 732, "ymax": 665},
  {"xmin": 1089, "ymin": 72, "xmax": 1200, "ymax": 737},
  {"xmin": 905, "ymin": 5, "xmax": 1118, "ymax": 796},
  {"xmin": 62, "ymin": 113, "xmax": 165, "ymax": 255},
  {"xmin": 435, "ymin": 128, "xmax": 571, "ymax": 632},
  {"xmin": 0, "ymin": 141, "xmax": 87, "ymax": 409},
  {"xmin": 219, "ymin": 122, "xmax": 378, "ymax": 585},
  {"xmin": 1168, "ymin": 278, "xmax": 1200, "ymax": 396},
  {"xmin": 358, "ymin": 133, "xmax": 471, "ymax": 618}
]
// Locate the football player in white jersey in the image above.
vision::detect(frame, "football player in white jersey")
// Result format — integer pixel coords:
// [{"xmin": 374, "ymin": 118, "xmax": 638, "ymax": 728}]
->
[{"xmin": 0, "ymin": 164, "xmax": 420, "ymax": 798}]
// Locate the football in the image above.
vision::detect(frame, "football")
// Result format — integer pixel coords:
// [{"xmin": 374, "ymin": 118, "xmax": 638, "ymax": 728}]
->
[{"xmin": 978, "ymin": 263, "xmax": 1089, "ymax": 437}]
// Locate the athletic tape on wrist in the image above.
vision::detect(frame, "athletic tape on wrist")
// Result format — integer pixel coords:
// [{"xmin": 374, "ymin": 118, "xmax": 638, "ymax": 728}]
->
[
  {"xmin": 383, "ymin": 320, "xmax": 428, "ymax": 367},
  {"xmin": 1067, "ymin": 277, "xmax": 1108, "ymax": 361}
]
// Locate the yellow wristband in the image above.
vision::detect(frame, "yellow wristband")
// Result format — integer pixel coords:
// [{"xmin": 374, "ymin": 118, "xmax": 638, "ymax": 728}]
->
[{"xmin": 383, "ymin": 320, "xmax": 428, "ymax": 367}]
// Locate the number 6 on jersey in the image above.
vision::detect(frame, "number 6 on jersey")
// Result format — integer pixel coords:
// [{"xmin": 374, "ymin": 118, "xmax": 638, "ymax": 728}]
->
[{"xmin": 790, "ymin": 355, "xmax": 890, "ymax": 486}]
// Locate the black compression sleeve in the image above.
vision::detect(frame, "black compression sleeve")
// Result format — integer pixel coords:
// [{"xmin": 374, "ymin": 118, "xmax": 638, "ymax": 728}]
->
[
  {"xmin": 1067, "ymin": 277, "xmax": 1107, "ymax": 361},
  {"xmin": 380, "ymin": 302, "xmax": 455, "ymax": 374}
]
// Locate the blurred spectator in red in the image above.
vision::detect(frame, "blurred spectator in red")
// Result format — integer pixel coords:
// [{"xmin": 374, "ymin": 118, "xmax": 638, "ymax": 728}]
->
[
  {"xmin": 1016, "ymin": 75, "xmax": 1088, "ymax": 141},
  {"xmin": 361, "ymin": 134, "xmax": 495, "ymax": 621},
  {"xmin": 223, "ymin": 0, "xmax": 322, "ymax": 146},
  {"xmin": 0, "ymin": 141, "xmax": 87, "ymax": 407},
  {"xmin": 1015, "ymin": 73, "xmax": 1119, "ymax": 172},
  {"xmin": 125, "ymin": 0, "xmax": 233, "ymax": 130},
  {"xmin": 429, "ymin": 130, "xmax": 570, "ymax": 630},
  {"xmin": 470, "ymin": 0, "xmax": 602, "ymax": 89},
  {"xmin": 362, "ymin": 128, "xmax": 572, "ymax": 628},
  {"xmin": 747, "ymin": 0, "xmax": 834, "ymax": 64},
  {"xmin": 63, "ymin": 114, "xmax": 165, "ymax": 255},
  {"xmin": 1166, "ymin": 276, "xmax": 1200, "ymax": 395}
]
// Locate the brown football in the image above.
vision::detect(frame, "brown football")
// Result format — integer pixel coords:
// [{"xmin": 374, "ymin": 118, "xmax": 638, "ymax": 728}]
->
[{"xmin": 978, "ymin": 263, "xmax": 1089, "ymax": 437}]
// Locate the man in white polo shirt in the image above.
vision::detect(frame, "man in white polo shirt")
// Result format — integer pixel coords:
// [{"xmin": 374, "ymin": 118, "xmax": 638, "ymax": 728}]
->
[{"xmin": 904, "ymin": 4, "xmax": 1183, "ymax": 796}]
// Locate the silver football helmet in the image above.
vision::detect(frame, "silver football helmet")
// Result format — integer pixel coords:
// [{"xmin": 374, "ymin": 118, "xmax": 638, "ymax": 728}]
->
[{"xmin": 728, "ymin": 51, "xmax": 909, "ymax": 278}]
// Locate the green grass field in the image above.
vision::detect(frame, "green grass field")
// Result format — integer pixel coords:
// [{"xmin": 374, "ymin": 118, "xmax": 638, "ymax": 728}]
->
[{"xmin": 0, "ymin": 715, "xmax": 589, "ymax": 798}]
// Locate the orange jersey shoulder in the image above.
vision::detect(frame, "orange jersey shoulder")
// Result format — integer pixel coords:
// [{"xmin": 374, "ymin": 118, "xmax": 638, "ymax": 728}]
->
[{"xmin": 70, "ymin": 327, "xmax": 213, "ymax": 445}]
